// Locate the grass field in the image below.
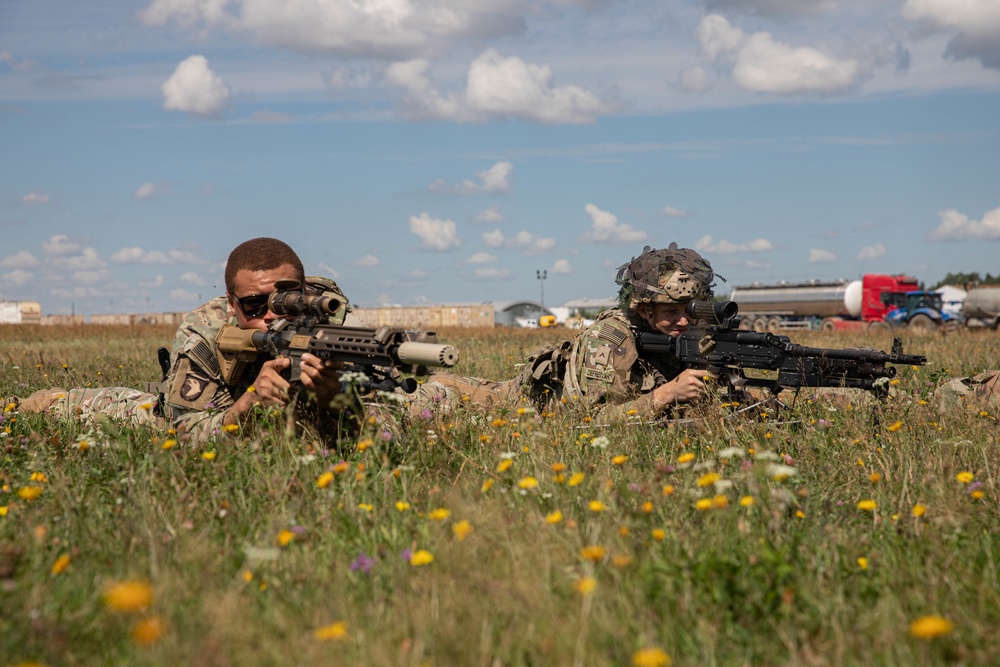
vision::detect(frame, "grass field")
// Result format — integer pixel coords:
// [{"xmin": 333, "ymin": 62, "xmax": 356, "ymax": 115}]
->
[{"xmin": 1, "ymin": 324, "xmax": 998, "ymax": 666}]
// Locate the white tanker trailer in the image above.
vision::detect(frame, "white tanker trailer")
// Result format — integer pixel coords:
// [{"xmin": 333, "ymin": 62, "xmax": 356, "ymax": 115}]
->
[
  {"xmin": 728, "ymin": 274, "xmax": 919, "ymax": 332},
  {"xmin": 963, "ymin": 286, "xmax": 1000, "ymax": 329}
]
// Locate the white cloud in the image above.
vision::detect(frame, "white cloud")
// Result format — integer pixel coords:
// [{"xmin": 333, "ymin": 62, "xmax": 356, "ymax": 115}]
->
[
  {"xmin": 465, "ymin": 252, "xmax": 497, "ymax": 265},
  {"xmin": 743, "ymin": 260, "xmax": 773, "ymax": 270},
  {"xmin": 551, "ymin": 259, "xmax": 573, "ymax": 274},
  {"xmin": 707, "ymin": 0, "xmax": 835, "ymax": 19},
  {"xmin": 580, "ymin": 204, "xmax": 648, "ymax": 244},
  {"xmin": 697, "ymin": 14, "xmax": 864, "ymax": 95},
  {"xmin": 317, "ymin": 263, "xmax": 342, "ymax": 280},
  {"xmin": 3, "ymin": 269, "xmax": 33, "ymax": 286},
  {"xmin": 678, "ymin": 66, "xmax": 714, "ymax": 94},
  {"xmin": 660, "ymin": 206, "xmax": 689, "ymax": 218},
  {"xmin": 139, "ymin": 0, "xmax": 525, "ymax": 61},
  {"xmin": 508, "ymin": 230, "xmax": 557, "ymax": 254},
  {"xmin": 386, "ymin": 50, "xmax": 616, "ymax": 124},
  {"xmin": 809, "ymin": 248, "xmax": 838, "ymax": 263},
  {"xmin": 21, "ymin": 191, "xmax": 49, "ymax": 205},
  {"xmin": 472, "ymin": 267, "xmax": 512, "ymax": 281},
  {"xmin": 1, "ymin": 251, "xmax": 39, "ymax": 269},
  {"xmin": 474, "ymin": 207, "xmax": 504, "ymax": 224},
  {"xmin": 111, "ymin": 247, "xmax": 205, "ymax": 264},
  {"xmin": 42, "ymin": 235, "xmax": 82, "ymax": 257},
  {"xmin": 409, "ymin": 212, "xmax": 461, "ymax": 251},
  {"xmin": 170, "ymin": 288, "xmax": 202, "ymax": 303},
  {"xmin": 483, "ymin": 229, "xmax": 505, "ymax": 248},
  {"xmin": 179, "ymin": 272, "xmax": 206, "ymax": 286},
  {"xmin": 161, "ymin": 55, "xmax": 231, "ymax": 116},
  {"xmin": 903, "ymin": 0, "xmax": 1000, "ymax": 69},
  {"xmin": 928, "ymin": 206, "xmax": 1000, "ymax": 241},
  {"xmin": 695, "ymin": 234, "xmax": 773, "ymax": 254},
  {"xmin": 133, "ymin": 181, "xmax": 172, "ymax": 200},
  {"xmin": 0, "ymin": 49, "xmax": 37, "ymax": 72},
  {"xmin": 856, "ymin": 243, "xmax": 886, "ymax": 260},
  {"xmin": 355, "ymin": 254, "xmax": 381, "ymax": 268},
  {"xmin": 429, "ymin": 162, "xmax": 513, "ymax": 195}
]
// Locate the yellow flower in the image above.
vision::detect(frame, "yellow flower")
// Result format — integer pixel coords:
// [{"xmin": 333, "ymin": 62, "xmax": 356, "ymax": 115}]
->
[
  {"xmin": 612, "ymin": 555, "xmax": 633, "ymax": 568},
  {"xmin": 795, "ymin": 510, "xmax": 806, "ymax": 518},
  {"xmin": 452, "ymin": 520, "xmax": 473, "ymax": 541},
  {"xmin": 612, "ymin": 455, "xmax": 629, "ymax": 465},
  {"xmin": 712, "ymin": 494, "xmax": 729, "ymax": 509},
  {"xmin": 546, "ymin": 510, "xmax": 563, "ymax": 525},
  {"xmin": 481, "ymin": 479, "xmax": 494, "ymax": 493},
  {"xmin": 316, "ymin": 472, "xmax": 334, "ymax": 488},
  {"xmin": 428, "ymin": 508, "xmax": 451, "ymax": 521},
  {"xmin": 497, "ymin": 459, "xmax": 513, "ymax": 473},
  {"xmin": 588, "ymin": 500, "xmax": 606, "ymax": 512},
  {"xmin": 695, "ymin": 499, "xmax": 713, "ymax": 511},
  {"xmin": 332, "ymin": 461, "xmax": 350, "ymax": 474},
  {"xmin": 619, "ymin": 526, "xmax": 630, "ymax": 537},
  {"xmin": 651, "ymin": 529, "xmax": 666, "ymax": 542},
  {"xmin": 277, "ymin": 530, "xmax": 295, "ymax": 546},
  {"xmin": 242, "ymin": 570, "xmax": 254, "ymax": 582},
  {"xmin": 103, "ymin": 580, "xmax": 153, "ymax": 613},
  {"xmin": 740, "ymin": 496, "xmax": 754, "ymax": 507},
  {"xmin": 202, "ymin": 451, "xmax": 216, "ymax": 461},
  {"xmin": 580, "ymin": 545, "xmax": 606, "ymax": 562},
  {"xmin": 662, "ymin": 485, "xmax": 675, "ymax": 496},
  {"xmin": 552, "ymin": 462, "xmax": 567, "ymax": 473},
  {"xmin": 51, "ymin": 554, "xmax": 71, "ymax": 575},
  {"xmin": 314, "ymin": 621, "xmax": 349, "ymax": 642},
  {"xmin": 972, "ymin": 490, "xmax": 985, "ymax": 500},
  {"xmin": 518, "ymin": 477, "xmax": 539, "ymax": 490},
  {"xmin": 568, "ymin": 472, "xmax": 585, "ymax": 487},
  {"xmin": 887, "ymin": 421, "xmax": 903, "ymax": 432},
  {"xmin": 409, "ymin": 549, "xmax": 434, "ymax": 566},
  {"xmin": 0, "ymin": 506, "xmax": 8, "ymax": 517},
  {"xmin": 909, "ymin": 615, "xmax": 954, "ymax": 639},
  {"xmin": 30, "ymin": 472, "xmax": 48, "ymax": 483},
  {"xmin": 222, "ymin": 423, "xmax": 239, "ymax": 433},
  {"xmin": 358, "ymin": 503, "xmax": 373, "ymax": 512},
  {"xmin": 479, "ymin": 434, "xmax": 492, "ymax": 444},
  {"xmin": 395, "ymin": 501, "xmax": 410, "ymax": 511},
  {"xmin": 697, "ymin": 472, "xmax": 720, "ymax": 487},
  {"xmin": 857, "ymin": 557, "xmax": 868, "ymax": 570},
  {"xmin": 553, "ymin": 473, "xmax": 565, "ymax": 484},
  {"xmin": 131, "ymin": 616, "xmax": 165, "ymax": 646},
  {"xmin": 856, "ymin": 499, "xmax": 877, "ymax": 511},
  {"xmin": 677, "ymin": 453, "xmax": 695, "ymax": 464},
  {"xmin": 632, "ymin": 647, "xmax": 672, "ymax": 667},
  {"xmin": 956, "ymin": 471, "xmax": 974, "ymax": 484},
  {"xmin": 912, "ymin": 503, "xmax": 927, "ymax": 517},
  {"xmin": 139, "ymin": 402, "xmax": 153, "ymax": 412},
  {"xmin": 575, "ymin": 576, "xmax": 597, "ymax": 595},
  {"xmin": 869, "ymin": 472, "xmax": 882, "ymax": 483},
  {"xmin": 626, "ymin": 409, "xmax": 638, "ymax": 416},
  {"xmin": 641, "ymin": 501, "xmax": 654, "ymax": 514},
  {"xmin": 18, "ymin": 486, "xmax": 43, "ymax": 501},
  {"xmin": 161, "ymin": 439, "xmax": 176, "ymax": 450}
]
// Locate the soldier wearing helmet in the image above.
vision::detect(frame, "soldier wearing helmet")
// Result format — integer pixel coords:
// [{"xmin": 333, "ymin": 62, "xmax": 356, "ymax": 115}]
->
[
  {"xmin": 409, "ymin": 244, "xmax": 722, "ymax": 422},
  {"xmin": 559, "ymin": 243, "xmax": 721, "ymax": 420}
]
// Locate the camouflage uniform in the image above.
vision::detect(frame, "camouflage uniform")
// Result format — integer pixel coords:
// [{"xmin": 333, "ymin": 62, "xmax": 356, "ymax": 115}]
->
[
  {"xmin": 934, "ymin": 370, "xmax": 1000, "ymax": 414},
  {"xmin": 11, "ymin": 277, "xmax": 363, "ymax": 442}
]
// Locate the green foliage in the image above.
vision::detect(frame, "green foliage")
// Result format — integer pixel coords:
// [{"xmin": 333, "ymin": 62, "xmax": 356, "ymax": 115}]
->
[
  {"xmin": 1, "ymin": 325, "xmax": 999, "ymax": 665},
  {"xmin": 931, "ymin": 272, "xmax": 1000, "ymax": 289}
]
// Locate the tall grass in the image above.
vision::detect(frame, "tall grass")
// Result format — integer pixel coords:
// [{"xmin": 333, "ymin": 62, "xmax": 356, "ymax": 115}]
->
[{"xmin": 0, "ymin": 324, "xmax": 998, "ymax": 666}]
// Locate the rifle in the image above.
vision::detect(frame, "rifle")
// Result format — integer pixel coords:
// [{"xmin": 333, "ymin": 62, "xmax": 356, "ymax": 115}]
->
[
  {"xmin": 635, "ymin": 300, "xmax": 927, "ymax": 401},
  {"xmin": 215, "ymin": 280, "xmax": 459, "ymax": 394}
]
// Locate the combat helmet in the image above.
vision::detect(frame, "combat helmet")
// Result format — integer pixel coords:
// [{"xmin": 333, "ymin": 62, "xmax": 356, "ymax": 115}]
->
[{"xmin": 615, "ymin": 243, "xmax": 720, "ymax": 311}]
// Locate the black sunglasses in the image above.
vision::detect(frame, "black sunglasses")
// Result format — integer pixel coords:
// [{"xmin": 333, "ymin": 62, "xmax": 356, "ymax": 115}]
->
[{"xmin": 235, "ymin": 293, "xmax": 271, "ymax": 319}]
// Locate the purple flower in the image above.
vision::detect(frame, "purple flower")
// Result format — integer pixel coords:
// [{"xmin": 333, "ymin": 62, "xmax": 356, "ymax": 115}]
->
[
  {"xmin": 350, "ymin": 553, "xmax": 375, "ymax": 574},
  {"xmin": 401, "ymin": 548, "xmax": 412, "ymax": 563},
  {"xmin": 741, "ymin": 460, "xmax": 752, "ymax": 471},
  {"xmin": 205, "ymin": 402, "xmax": 216, "ymax": 410},
  {"xmin": 379, "ymin": 430, "xmax": 392, "ymax": 441},
  {"xmin": 968, "ymin": 481, "xmax": 984, "ymax": 494},
  {"xmin": 817, "ymin": 419, "xmax": 832, "ymax": 429},
  {"xmin": 628, "ymin": 483, "xmax": 641, "ymax": 492},
  {"xmin": 291, "ymin": 525, "xmax": 306, "ymax": 534},
  {"xmin": 419, "ymin": 408, "xmax": 433, "ymax": 421}
]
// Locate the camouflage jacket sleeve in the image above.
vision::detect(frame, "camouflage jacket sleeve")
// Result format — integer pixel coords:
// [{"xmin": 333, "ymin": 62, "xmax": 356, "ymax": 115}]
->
[
  {"xmin": 164, "ymin": 297, "xmax": 249, "ymax": 440},
  {"xmin": 564, "ymin": 309, "xmax": 678, "ymax": 421}
]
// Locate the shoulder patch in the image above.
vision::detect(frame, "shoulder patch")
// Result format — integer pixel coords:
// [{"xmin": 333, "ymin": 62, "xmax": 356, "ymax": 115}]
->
[
  {"xmin": 597, "ymin": 323, "xmax": 627, "ymax": 347},
  {"xmin": 179, "ymin": 373, "xmax": 209, "ymax": 401},
  {"xmin": 188, "ymin": 340, "xmax": 221, "ymax": 378}
]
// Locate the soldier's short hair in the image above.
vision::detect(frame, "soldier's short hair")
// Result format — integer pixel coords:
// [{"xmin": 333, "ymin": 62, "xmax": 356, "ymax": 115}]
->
[{"xmin": 225, "ymin": 238, "xmax": 305, "ymax": 294}]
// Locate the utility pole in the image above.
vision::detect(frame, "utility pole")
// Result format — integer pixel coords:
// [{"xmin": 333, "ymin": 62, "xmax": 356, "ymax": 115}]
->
[{"xmin": 536, "ymin": 269, "xmax": 547, "ymax": 307}]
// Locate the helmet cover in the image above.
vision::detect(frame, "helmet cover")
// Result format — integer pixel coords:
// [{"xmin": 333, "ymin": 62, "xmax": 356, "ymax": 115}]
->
[{"xmin": 615, "ymin": 243, "xmax": 720, "ymax": 310}]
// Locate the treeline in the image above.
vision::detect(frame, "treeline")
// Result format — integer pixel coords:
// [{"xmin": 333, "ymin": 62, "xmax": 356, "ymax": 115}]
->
[{"xmin": 931, "ymin": 272, "xmax": 1000, "ymax": 289}]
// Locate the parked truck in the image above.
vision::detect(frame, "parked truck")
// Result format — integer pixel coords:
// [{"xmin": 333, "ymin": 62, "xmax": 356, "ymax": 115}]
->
[
  {"xmin": 962, "ymin": 286, "xmax": 1000, "ymax": 329},
  {"xmin": 729, "ymin": 274, "xmax": 919, "ymax": 332}
]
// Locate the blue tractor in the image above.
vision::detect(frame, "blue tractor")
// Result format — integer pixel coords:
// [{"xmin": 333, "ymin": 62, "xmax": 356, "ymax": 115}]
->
[{"xmin": 882, "ymin": 290, "xmax": 958, "ymax": 331}]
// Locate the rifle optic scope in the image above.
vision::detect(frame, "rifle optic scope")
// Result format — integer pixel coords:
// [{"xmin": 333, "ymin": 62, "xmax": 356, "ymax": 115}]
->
[
  {"xmin": 268, "ymin": 290, "xmax": 342, "ymax": 318},
  {"xmin": 686, "ymin": 299, "xmax": 738, "ymax": 324}
]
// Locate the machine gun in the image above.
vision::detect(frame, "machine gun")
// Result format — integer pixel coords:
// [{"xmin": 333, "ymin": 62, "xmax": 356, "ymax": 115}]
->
[
  {"xmin": 215, "ymin": 280, "xmax": 459, "ymax": 394},
  {"xmin": 636, "ymin": 299, "xmax": 927, "ymax": 402}
]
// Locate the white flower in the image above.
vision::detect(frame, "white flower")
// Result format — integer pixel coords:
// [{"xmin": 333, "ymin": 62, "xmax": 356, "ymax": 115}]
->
[
  {"xmin": 766, "ymin": 463, "xmax": 798, "ymax": 480},
  {"xmin": 754, "ymin": 450, "xmax": 780, "ymax": 461},
  {"xmin": 717, "ymin": 447, "xmax": 746, "ymax": 459},
  {"xmin": 590, "ymin": 436, "xmax": 610, "ymax": 449}
]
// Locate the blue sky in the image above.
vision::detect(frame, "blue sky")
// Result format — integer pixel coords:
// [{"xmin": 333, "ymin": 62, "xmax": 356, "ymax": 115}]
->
[{"xmin": 2, "ymin": 0, "xmax": 998, "ymax": 315}]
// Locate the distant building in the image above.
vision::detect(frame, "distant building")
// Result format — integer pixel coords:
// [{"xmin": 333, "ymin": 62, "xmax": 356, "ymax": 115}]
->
[
  {"xmin": 0, "ymin": 301, "xmax": 41, "ymax": 324},
  {"xmin": 492, "ymin": 300, "xmax": 555, "ymax": 327}
]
